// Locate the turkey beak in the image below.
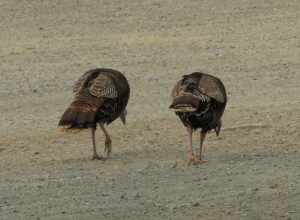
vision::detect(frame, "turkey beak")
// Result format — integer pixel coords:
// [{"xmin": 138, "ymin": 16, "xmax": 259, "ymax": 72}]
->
[{"xmin": 120, "ymin": 110, "xmax": 127, "ymax": 125}]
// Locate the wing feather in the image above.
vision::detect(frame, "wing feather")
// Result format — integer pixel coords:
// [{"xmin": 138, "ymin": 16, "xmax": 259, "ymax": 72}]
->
[
  {"xmin": 89, "ymin": 74, "xmax": 118, "ymax": 98},
  {"xmin": 198, "ymin": 74, "xmax": 226, "ymax": 103},
  {"xmin": 72, "ymin": 71, "xmax": 94, "ymax": 95}
]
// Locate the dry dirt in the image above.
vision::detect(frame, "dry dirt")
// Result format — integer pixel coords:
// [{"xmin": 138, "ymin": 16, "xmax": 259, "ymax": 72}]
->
[{"xmin": 0, "ymin": 0, "xmax": 300, "ymax": 219}]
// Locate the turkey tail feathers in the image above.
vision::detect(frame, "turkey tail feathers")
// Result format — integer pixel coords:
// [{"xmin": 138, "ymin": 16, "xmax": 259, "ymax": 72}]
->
[{"xmin": 58, "ymin": 100, "xmax": 98, "ymax": 131}]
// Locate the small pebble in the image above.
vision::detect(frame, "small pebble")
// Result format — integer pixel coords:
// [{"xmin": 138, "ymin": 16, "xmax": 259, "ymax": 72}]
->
[
  {"xmin": 120, "ymin": 194, "xmax": 127, "ymax": 200},
  {"xmin": 192, "ymin": 202, "xmax": 200, "ymax": 207},
  {"xmin": 134, "ymin": 192, "xmax": 141, "ymax": 199}
]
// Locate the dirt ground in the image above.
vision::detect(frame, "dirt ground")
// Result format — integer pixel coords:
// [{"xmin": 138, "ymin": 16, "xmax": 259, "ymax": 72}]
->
[{"xmin": 0, "ymin": 0, "xmax": 299, "ymax": 219}]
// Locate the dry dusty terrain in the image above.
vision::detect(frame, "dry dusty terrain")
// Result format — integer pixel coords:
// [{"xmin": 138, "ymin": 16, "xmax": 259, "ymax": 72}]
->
[{"xmin": 0, "ymin": 0, "xmax": 300, "ymax": 219}]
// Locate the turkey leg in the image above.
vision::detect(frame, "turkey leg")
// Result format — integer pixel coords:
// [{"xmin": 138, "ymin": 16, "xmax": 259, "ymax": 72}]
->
[
  {"xmin": 197, "ymin": 131, "xmax": 208, "ymax": 164},
  {"xmin": 91, "ymin": 127, "xmax": 104, "ymax": 160},
  {"xmin": 99, "ymin": 123, "xmax": 112, "ymax": 158}
]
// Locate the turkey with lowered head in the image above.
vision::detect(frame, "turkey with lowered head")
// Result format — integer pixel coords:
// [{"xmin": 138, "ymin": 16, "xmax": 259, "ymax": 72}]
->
[
  {"xmin": 58, "ymin": 68, "xmax": 130, "ymax": 160},
  {"xmin": 170, "ymin": 72, "xmax": 227, "ymax": 165}
]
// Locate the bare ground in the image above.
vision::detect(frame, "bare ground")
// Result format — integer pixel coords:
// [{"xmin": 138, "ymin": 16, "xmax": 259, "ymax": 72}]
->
[{"xmin": 0, "ymin": 0, "xmax": 299, "ymax": 219}]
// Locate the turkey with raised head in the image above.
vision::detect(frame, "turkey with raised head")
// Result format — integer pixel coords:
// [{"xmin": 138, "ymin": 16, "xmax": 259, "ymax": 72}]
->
[
  {"xmin": 58, "ymin": 68, "xmax": 130, "ymax": 160},
  {"xmin": 170, "ymin": 72, "xmax": 227, "ymax": 165}
]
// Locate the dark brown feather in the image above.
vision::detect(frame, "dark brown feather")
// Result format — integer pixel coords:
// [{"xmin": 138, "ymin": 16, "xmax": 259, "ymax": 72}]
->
[{"xmin": 196, "ymin": 74, "xmax": 226, "ymax": 103}]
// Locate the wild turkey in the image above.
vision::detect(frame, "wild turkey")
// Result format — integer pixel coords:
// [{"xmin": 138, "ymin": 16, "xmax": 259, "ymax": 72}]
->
[
  {"xmin": 58, "ymin": 68, "xmax": 130, "ymax": 160},
  {"xmin": 169, "ymin": 72, "xmax": 227, "ymax": 165}
]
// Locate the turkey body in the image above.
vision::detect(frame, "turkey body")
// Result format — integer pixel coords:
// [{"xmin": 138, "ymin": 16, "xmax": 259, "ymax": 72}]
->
[
  {"xmin": 58, "ymin": 68, "xmax": 130, "ymax": 160},
  {"xmin": 170, "ymin": 72, "xmax": 227, "ymax": 165}
]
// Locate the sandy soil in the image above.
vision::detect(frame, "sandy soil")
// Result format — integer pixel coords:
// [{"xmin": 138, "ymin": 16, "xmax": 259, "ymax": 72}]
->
[{"xmin": 0, "ymin": 0, "xmax": 299, "ymax": 219}]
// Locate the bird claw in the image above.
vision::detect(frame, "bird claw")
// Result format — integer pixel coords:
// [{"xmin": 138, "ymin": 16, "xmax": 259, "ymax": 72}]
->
[
  {"xmin": 195, "ymin": 159, "xmax": 208, "ymax": 165},
  {"xmin": 187, "ymin": 157, "xmax": 208, "ymax": 166},
  {"xmin": 104, "ymin": 139, "xmax": 112, "ymax": 157},
  {"xmin": 92, "ymin": 154, "xmax": 105, "ymax": 160}
]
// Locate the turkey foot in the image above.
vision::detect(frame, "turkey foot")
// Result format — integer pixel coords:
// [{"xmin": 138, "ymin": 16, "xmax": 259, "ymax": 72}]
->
[
  {"xmin": 104, "ymin": 138, "xmax": 112, "ymax": 157},
  {"xmin": 187, "ymin": 157, "xmax": 208, "ymax": 166},
  {"xmin": 92, "ymin": 154, "xmax": 105, "ymax": 160}
]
